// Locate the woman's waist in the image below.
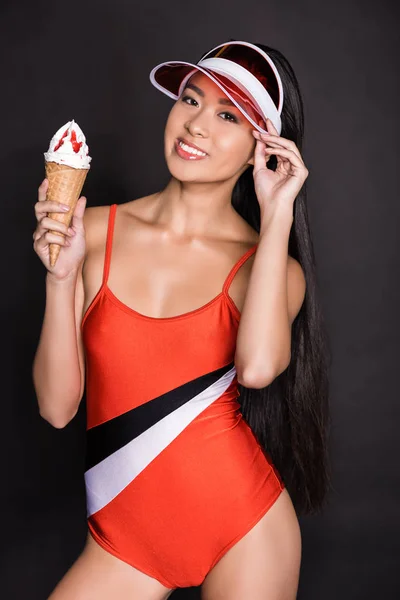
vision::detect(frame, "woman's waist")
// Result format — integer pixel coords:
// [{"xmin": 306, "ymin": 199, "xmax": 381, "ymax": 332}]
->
[
  {"xmin": 85, "ymin": 363, "xmax": 240, "ymax": 429},
  {"xmin": 86, "ymin": 388, "xmax": 241, "ymax": 428}
]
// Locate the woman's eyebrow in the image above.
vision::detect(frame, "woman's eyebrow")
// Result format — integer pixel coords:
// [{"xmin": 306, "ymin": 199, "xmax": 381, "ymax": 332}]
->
[{"xmin": 184, "ymin": 82, "xmax": 235, "ymax": 106}]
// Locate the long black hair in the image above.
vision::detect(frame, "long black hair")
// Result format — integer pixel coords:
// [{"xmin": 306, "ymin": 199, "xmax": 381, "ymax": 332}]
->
[{"xmin": 213, "ymin": 41, "xmax": 333, "ymax": 516}]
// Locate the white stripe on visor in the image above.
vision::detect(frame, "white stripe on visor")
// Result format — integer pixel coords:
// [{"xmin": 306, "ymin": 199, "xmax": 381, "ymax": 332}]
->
[{"xmin": 196, "ymin": 57, "xmax": 282, "ymax": 134}]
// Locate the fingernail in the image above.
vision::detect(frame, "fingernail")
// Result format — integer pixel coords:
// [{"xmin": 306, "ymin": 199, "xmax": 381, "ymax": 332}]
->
[{"xmin": 62, "ymin": 204, "xmax": 70, "ymax": 211}]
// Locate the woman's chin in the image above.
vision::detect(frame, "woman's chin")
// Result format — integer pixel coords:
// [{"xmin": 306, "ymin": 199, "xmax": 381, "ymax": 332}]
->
[{"xmin": 165, "ymin": 158, "xmax": 209, "ymax": 182}]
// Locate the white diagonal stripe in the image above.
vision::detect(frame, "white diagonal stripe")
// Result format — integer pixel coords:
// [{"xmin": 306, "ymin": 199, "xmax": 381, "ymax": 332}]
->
[{"xmin": 85, "ymin": 365, "xmax": 236, "ymax": 517}]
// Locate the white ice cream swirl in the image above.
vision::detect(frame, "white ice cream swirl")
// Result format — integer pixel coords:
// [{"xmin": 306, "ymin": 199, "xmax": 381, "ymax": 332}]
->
[{"xmin": 44, "ymin": 119, "xmax": 92, "ymax": 169}]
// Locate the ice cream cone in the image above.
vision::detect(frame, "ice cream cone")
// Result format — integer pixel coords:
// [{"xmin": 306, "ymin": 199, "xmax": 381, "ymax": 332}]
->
[
  {"xmin": 45, "ymin": 161, "xmax": 89, "ymax": 267},
  {"xmin": 43, "ymin": 119, "xmax": 91, "ymax": 266}
]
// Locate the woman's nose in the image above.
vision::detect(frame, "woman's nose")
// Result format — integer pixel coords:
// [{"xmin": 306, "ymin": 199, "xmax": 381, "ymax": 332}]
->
[{"xmin": 185, "ymin": 114, "xmax": 210, "ymax": 137}]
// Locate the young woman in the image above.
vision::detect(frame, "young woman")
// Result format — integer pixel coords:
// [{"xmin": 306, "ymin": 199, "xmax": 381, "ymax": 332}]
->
[{"xmin": 32, "ymin": 40, "xmax": 331, "ymax": 600}]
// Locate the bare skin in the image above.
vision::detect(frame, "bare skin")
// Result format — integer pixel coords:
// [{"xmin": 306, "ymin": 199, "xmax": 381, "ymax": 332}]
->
[
  {"xmin": 201, "ymin": 489, "xmax": 301, "ymax": 600},
  {"xmin": 47, "ymin": 531, "xmax": 175, "ymax": 600},
  {"xmin": 81, "ymin": 195, "xmax": 259, "ymax": 323},
  {"xmin": 40, "ymin": 71, "xmax": 302, "ymax": 598}
]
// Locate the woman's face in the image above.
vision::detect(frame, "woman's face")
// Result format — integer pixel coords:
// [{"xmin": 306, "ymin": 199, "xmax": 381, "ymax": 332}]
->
[{"xmin": 164, "ymin": 71, "xmax": 261, "ymax": 184}]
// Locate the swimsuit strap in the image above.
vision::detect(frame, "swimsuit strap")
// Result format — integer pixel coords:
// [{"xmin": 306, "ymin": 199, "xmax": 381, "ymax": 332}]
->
[
  {"xmin": 222, "ymin": 244, "xmax": 258, "ymax": 296},
  {"xmin": 102, "ymin": 204, "xmax": 117, "ymax": 287},
  {"xmin": 101, "ymin": 205, "xmax": 257, "ymax": 297}
]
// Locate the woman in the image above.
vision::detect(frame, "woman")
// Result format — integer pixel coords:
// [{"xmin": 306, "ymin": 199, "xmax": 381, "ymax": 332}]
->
[{"xmin": 32, "ymin": 40, "xmax": 331, "ymax": 600}]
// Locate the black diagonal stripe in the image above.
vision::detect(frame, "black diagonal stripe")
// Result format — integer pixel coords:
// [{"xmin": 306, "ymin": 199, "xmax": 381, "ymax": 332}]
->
[{"xmin": 85, "ymin": 361, "xmax": 234, "ymax": 471}]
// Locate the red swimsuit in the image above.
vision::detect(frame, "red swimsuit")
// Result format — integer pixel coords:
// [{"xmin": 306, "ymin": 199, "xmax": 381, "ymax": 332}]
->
[{"xmin": 81, "ymin": 203, "xmax": 285, "ymax": 589}]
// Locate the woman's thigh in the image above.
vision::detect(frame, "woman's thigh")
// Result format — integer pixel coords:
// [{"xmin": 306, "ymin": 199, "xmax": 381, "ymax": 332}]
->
[
  {"xmin": 201, "ymin": 488, "xmax": 301, "ymax": 600},
  {"xmin": 47, "ymin": 531, "xmax": 175, "ymax": 600}
]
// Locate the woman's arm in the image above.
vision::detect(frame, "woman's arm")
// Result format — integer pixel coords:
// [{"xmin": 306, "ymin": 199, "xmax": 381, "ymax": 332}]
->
[
  {"xmin": 234, "ymin": 204, "xmax": 306, "ymax": 389},
  {"xmin": 32, "ymin": 264, "xmax": 85, "ymax": 428}
]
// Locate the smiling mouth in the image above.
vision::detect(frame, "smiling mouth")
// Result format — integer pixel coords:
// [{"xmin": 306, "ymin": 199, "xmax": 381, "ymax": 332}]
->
[{"xmin": 174, "ymin": 138, "xmax": 208, "ymax": 160}]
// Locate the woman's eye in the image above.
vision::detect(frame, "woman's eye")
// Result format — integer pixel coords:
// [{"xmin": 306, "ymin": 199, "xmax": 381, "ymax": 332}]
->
[
  {"xmin": 220, "ymin": 112, "xmax": 238, "ymax": 123},
  {"xmin": 181, "ymin": 95, "xmax": 198, "ymax": 106},
  {"xmin": 180, "ymin": 96, "xmax": 238, "ymax": 123}
]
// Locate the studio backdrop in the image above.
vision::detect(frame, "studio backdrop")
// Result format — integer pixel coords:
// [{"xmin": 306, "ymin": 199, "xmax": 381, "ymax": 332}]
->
[{"xmin": 1, "ymin": 0, "xmax": 399, "ymax": 598}]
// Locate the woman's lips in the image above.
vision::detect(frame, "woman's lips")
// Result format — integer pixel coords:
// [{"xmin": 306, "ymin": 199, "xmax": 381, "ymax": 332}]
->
[{"xmin": 174, "ymin": 138, "xmax": 208, "ymax": 161}]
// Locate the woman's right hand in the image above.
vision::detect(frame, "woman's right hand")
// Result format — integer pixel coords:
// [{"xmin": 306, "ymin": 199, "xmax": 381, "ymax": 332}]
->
[{"xmin": 33, "ymin": 178, "xmax": 87, "ymax": 281}]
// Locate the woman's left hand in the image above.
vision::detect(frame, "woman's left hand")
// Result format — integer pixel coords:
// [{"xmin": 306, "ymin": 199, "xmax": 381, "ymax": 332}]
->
[{"xmin": 252, "ymin": 118, "xmax": 309, "ymax": 216}]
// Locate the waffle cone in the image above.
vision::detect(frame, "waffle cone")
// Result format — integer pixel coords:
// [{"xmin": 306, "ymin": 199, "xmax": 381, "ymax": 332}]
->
[{"xmin": 45, "ymin": 161, "xmax": 89, "ymax": 267}]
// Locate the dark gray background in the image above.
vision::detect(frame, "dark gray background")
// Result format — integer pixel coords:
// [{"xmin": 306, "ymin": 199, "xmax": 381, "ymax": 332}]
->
[{"xmin": 1, "ymin": 0, "xmax": 399, "ymax": 598}]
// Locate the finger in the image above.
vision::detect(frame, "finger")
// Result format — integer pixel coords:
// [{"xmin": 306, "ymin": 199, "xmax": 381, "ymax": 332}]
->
[
  {"xmin": 34, "ymin": 229, "xmax": 70, "ymax": 248},
  {"xmin": 34, "ymin": 200, "xmax": 71, "ymax": 222},
  {"xmin": 256, "ymin": 132, "xmax": 302, "ymax": 160},
  {"xmin": 36, "ymin": 216, "xmax": 75, "ymax": 237},
  {"xmin": 265, "ymin": 118, "xmax": 300, "ymax": 152},
  {"xmin": 253, "ymin": 139, "xmax": 269, "ymax": 173},
  {"xmin": 264, "ymin": 147, "xmax": 308, "ymax": 172},
  {"xmin": 253, "ymin": 130, "xmax": 284, "ymax": 149},
  {"xmin": 38, "ymin": 178, "xmax": 48, "ymax": 202},
  {"xmin": 72, "ymin": 196, "xmax": 87, "ymax": 221},
  {"xmin": 264, "ymin": 137, "xmax": 302, "ymax": 160},
  {"xmin": 266, "ymin": 117, "xmax": 279, "ymax": 135},
  {"xmin": 33, "ymin": 220, "xmax": 70, "ymax": 242}
]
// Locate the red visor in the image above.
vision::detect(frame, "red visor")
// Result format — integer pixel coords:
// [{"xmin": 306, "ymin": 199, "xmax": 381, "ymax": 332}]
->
[{"xmin": 149, "ymin": 41, "xmax": 284, "ymax": 134}]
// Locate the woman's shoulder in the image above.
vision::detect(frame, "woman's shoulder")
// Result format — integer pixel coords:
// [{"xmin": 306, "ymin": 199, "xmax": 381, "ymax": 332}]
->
[
  {"xmin": 82, "ymin": 194, "xmax": 155, "ymax": 249},
  {"xmin": 82, "ymin": 204, "xmax": 111, "ymax": 257}
]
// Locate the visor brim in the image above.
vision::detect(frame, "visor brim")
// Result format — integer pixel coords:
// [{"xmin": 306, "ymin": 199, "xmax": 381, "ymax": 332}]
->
[{"xmin": 149, "ymin": 60, "xmax": 281, "ymax": 134}]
